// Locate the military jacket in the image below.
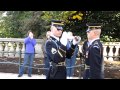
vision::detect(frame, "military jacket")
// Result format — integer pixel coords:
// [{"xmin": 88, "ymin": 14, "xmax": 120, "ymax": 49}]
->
[
  {"xmin": 85, "ymin": 39, "xmax": 104, "ymax": 79},
  {"xmin": 45, "ymin": 36, "xmax": 76, "ymax": 64}
]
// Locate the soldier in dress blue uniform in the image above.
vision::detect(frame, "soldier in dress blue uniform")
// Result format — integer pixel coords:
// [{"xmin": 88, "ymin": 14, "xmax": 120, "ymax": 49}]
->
[
  {"xmin": 45, "ymin": 20, "xmax": 81, "ymax": 79},
  {"xmin": 83, "ymin": 23, "xmax": 104, "ymax": 79}
]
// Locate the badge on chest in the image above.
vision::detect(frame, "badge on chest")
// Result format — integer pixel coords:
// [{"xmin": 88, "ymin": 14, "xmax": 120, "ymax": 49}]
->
[{"xmin": 51, "ymin": 48, "xmax": 57, "ymax": 54}]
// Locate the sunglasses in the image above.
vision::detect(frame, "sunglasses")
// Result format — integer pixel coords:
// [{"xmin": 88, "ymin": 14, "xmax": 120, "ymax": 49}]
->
[
  {"xmin": 56, "ymin": 26, "xmax": 63, "ymax": 31},
  {"xmin": 86, "ymin": 29, "xmax": 91, "ymax": 33}
]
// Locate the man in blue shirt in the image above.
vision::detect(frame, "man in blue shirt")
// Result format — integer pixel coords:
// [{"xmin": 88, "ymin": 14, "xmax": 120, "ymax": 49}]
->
[
  {"xmin": 18, "ymin": 30, "xmax": 36, "ymax": 77},
  {"xmin": 66, "ymin": 32, "xmax": 79, "ymax": 79}
]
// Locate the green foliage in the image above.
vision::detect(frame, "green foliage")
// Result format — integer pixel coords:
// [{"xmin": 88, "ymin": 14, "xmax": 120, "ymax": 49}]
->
[
  {"xmin": 0, "ymin": 11, "xmax": 46, "ymax": 38},
  {"xmin": 86, "ymin": 11, "xmax": 120, "ymax": 42},
  {"xmin": 0, "ymin": 11, "xmax": 120, "ymax": 42}
]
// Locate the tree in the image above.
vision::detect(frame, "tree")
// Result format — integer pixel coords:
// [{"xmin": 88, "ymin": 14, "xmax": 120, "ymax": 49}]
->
[
  {"xmin": 0, "ymin": 11, "xmax": 120, "ymax": 42},
  {"xmin": 86, "ymin": 11, "xmax": 120, "ymax": 41},
  {"xmin": 1, "ymin": 11, "xmax": 46, "ymax": 38}
]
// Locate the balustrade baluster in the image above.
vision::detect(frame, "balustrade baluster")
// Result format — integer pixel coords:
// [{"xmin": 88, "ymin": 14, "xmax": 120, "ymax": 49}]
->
[
  {"xmin": 4, "ymin": 42, "xmax": 9, "ymax": 57},
  {"xmin": 108, "ymin": 43, "xmax": 114, "ymax": 61},
  {"xmin": 0, "ymin": 42, "xmax": 3, "ymax": 57},
  {"xmin": 114, "ymin": 45, "xmax": 119, "ymax": 61},
  {"xmin": 21, "ymin": 43, "xmax": 25, "ymax": 58},
  {"xmin": 103, "ymin": 45, "xmax": 107, "ymax": 61},
  {"xmin": 8, "ymin": 42, "xmax": 15, "ymax": 57},
  {"xmin": 15, "ymin": 42, "xmax": 20, "ymax": 57}
]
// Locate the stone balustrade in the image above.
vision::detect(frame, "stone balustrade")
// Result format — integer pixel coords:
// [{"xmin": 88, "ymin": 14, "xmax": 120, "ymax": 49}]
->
[
  {"xmin": 0, "ymin": 38, "xmax": 120, "ymax": 61},
  {"xmin": 0, "ymin": 38, "xmax": 44, "ymax": 58},
  {"xmin": 102, "ymin": 42, "xmax": 120, "ymax": 61},
  {"xmin": 78, "ymin": 42, "xmax": 120, "ymax": 61}
]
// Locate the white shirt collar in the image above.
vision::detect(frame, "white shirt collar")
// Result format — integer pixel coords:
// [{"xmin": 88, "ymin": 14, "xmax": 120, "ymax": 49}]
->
[
  {"xmin": 50, "ymin": 34, "xmax": 59, "ymax": 41},
  {"xmin": 68, "ymin": 39, "xmax": 73, "ymax": 42},
  {"xmin": 88, "ymin": 38, "xmax": 99, "ymax": 46}
]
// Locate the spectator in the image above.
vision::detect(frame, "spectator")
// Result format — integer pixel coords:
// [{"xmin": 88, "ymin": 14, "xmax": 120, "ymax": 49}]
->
[{"xmin": 18, "ymin": 30, "xmax": 36, "ymax": 77}]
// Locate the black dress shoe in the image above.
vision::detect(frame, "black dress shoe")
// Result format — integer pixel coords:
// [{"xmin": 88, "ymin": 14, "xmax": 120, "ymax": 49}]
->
[
  {"xmin": 28, "ymin": 75, "xmax": 32, "ymax": 77},
  {"xmin": 18, "ymin": 75, "xmax": 22, "ymax": 77}
]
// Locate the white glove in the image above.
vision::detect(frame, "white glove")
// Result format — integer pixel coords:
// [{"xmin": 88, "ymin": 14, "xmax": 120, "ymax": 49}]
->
[
  {"xmin": 60, "ymin": 31, "xmax": 68, "ymax": 46},
  {"xmin": 29, "ymin": 32, "xmax": 33, "ymax": 39},
  {"xmin": 73, "ymin": 36, "xmax": 81, "ymax": 45},
  {"xmin": 67, "ymin": 36, "xmax": 74, "ymax": 40}
]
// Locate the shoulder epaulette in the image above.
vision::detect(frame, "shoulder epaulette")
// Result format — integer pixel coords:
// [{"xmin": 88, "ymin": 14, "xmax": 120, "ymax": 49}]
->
[
  {"xmin": 93, "ymin": 40, "xmax": 102, "ymax": 55},
  {"xmin": 47, "ymin": 37, "xmax": 59, "ymax": 49},
  {"xmin": 47, "ymin": 38, "xmax": 52, "ymax": 42},
  {"xmin": 93, "ymin": 41, "xmax": 99, "ymax": 46},
  {"xmin": 93, "ymin": 41, "xmax": 100, "ymax": 48}
]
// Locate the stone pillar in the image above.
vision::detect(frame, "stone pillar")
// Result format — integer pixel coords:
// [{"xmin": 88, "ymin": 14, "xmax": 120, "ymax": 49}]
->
[
  {"xmin": 114, "ymin": 45, "xmax": 120, "ymax": 61},
  {"xmin": 4, "ymin": 42, "xmax": 9, "ymax": 57},
  {"xmin": 108, "ymin": 43, "xmax": 114, "ymax": 61},
  {"xmin": 21, "ymin": 43, "xmax": 25, "ymax": 58},
  {"xmin": 15, "ymin": 42, "xmax": 20, "ymax": 57},
  {"xmin": 103, "ymin": 45, "xmax": 107, "ymax": 61},
  {"xmin": 8, "ymin": 42, "xmax": 15, "ymax": 57},
  {"xmin": 0, "ymin": 42, "xmax": 4, "ymax": 57}
]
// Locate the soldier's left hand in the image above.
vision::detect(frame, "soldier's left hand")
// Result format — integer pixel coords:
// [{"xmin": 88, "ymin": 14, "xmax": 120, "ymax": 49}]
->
[{"xmin": 73, "ymin": 36, "xmax": 81, "ymax": 45}]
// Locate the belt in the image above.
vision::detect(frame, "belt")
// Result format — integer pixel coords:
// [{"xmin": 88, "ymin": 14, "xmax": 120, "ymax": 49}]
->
[
  {"xmin": 85, "ymin": 64, "xmax": 90, "ymax": 69},
  {"xmin": 50, "ymin": 62, "xmax": 65, "ymax": 66},
  {"xmin": 57, "ymin": 62, "xmax": 65, "ymax": 66}
]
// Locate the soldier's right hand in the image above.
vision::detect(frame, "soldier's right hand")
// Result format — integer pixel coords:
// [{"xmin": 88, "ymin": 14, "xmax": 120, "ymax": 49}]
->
[
  {"xmin": 60, "ymin": 31, "xmax": 68, "ymax": 46},
  {"xmin": 73, "ymin": 36, "xmax": 81, "ymax": 45}
]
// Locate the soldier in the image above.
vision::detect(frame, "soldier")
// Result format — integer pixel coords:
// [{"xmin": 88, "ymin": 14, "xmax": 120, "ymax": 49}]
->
[
  {"xmin": 45, "ymin": 20, "xmax": 81, "ymax": 79},
  {"xmin": 83, "ymin": 23, "xmax": 104, "ymax": 79}
]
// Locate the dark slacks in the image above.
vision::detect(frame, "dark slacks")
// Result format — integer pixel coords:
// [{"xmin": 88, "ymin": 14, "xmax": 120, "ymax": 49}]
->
[{"xmin": 47, "ymin": 66, "xmax": 66, "ymax": 79}]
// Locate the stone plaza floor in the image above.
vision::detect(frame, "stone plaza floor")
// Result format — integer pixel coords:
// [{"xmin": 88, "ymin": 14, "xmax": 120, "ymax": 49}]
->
[{"xmin": 0, "ymin": 72, "xmax": 79, "ymax": 79}]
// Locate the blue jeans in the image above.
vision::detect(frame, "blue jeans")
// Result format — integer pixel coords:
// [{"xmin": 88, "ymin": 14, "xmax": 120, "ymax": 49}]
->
[
  {"xmin": 19, "ymin": 53, "xmax": 34, "ymax": 76},
  {"xmin": 44, "ymin": 56, "xmax": 50, "ymax": 76},
  {"xmin": 66, "ymin": 47, "xmax": 79, "ymax": 77}
]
